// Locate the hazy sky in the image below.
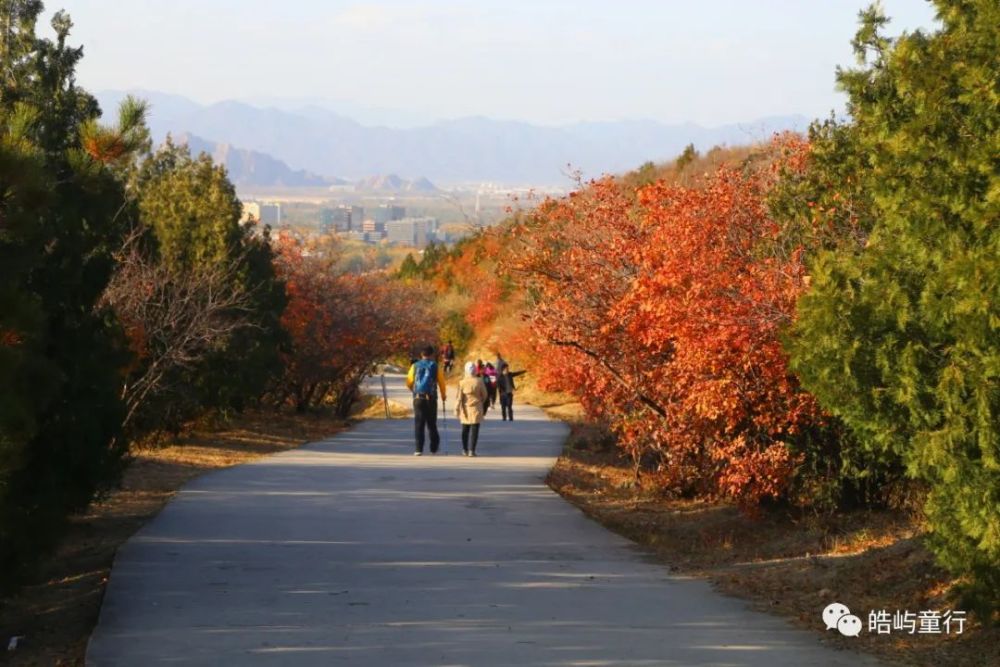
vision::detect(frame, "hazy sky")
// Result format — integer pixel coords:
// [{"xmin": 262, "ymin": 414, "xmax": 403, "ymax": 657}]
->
[{"xmin": 44, "ymin": 1, "xmax": 940, "ymax": 127}]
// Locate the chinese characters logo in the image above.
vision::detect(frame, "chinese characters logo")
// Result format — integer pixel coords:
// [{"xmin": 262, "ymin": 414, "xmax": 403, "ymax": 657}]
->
[{"xmin": 822, "ymin": 602, "xmax": 966, "ymax": 637}]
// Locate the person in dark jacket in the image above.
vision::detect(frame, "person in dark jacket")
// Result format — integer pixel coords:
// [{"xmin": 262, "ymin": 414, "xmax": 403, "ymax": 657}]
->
[
  {"xmin": 405, "ymin": 345, "xmax": 447, "ymax": 455},
  {"xmin": 441, "ymin": 341, "xmax": 455, "ymax": 374},
  {"xmin": 475, "ymin": 359, "xmax": 489, "ymax": 413},
  {"xmin": 496, "ymin": 363, "xmax": 526, "ymax": 421}
]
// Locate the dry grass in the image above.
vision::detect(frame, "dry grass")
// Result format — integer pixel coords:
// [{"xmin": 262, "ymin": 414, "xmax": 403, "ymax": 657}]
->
[
  {"xmin": 546, "ymin": 424, "xmax": 999, "ymax": 667},
  {"xmin": 0, "ymin": 410, "xmax": 346, "ymax": 666},
  {"xmin": 350, "ymin": 392, "xmax": 410, "ymax": 419}
]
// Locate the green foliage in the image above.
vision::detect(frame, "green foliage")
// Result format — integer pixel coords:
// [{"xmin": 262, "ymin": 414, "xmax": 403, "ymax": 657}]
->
[
  {"xmin": 131, "ymin": 141, "xmax": 286, "ymax": 427},
  {"xmin": 785, "ymin": 0, "xmax": 1000, "ymax": 614},
  {"xmin": 0, "ymin": 3, "xmax": 132, "ymax": 589},
  {"xmin": 631, "ymin": 160, "xmax": 657, "ymax": 186},
  {"xmin": 221, "ymin": 223, "xmax": 287, "ymax": 410},
  {"xmin": 674, "ymin": 143, "xmax": 698, "ymax": 172},
  {"xmin": 396, "ymin": 242, "xmax": 453, "ymax": 281},
  {"xmin": 418, "ymin": 242, "xmax": 450, "ymax": 274},
  {"xmin": 79, "ymin": 95, "xmax": 150, "ymax": 175},
  {"xmin": 439, "ymin": 310, "xmax": 474, "ymax": 359},
  {"xmin": 136, "ymin": 139, "xmax": 244, "ymax": 270},
  {"xmin": 397, "ymin": 253, "xmax": 420, "ymax": 279}
]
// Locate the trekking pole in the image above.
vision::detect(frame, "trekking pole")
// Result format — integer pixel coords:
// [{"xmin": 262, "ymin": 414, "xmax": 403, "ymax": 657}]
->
[{"xmin": 441, "ymin": 395, "xmax": 449, "ymax": 455}]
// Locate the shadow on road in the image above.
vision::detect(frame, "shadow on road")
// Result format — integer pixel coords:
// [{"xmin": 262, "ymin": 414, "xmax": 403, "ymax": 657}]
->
[{"xmin": 87, "ymin": 392, "xmax": 872, "ymax": 666}]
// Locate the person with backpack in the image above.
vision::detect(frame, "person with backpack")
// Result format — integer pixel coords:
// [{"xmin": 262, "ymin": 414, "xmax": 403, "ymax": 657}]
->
[
  {"xmin": 496, "ymin": 363, "xmax": 527, "ymax": 421},
  {"xmin": 455, "ymin": 361, "xmax": 488, "ymax": 456},
  {"xmin": 406, "ymin": 345, "xmax": 447, "ymax": 455}
]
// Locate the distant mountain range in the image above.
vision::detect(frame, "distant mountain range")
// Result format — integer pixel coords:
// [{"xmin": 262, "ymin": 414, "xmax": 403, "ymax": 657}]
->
[
  {"xmin": 173, "ymin": 133, "xmax": 333, "ymax": 188},
  {"xmin": 98, "ymin": 89, "xmax": 810, "ymax": 186}
]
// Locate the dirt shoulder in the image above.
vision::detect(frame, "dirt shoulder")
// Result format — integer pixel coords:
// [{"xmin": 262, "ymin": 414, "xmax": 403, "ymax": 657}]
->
[
  {"xmin": 546, "ymin": 422, "xmax": 998, "ymax": 667},
  {"xmin": 0, "ymin": 410, "xmax": 347, "ymax": 666}
]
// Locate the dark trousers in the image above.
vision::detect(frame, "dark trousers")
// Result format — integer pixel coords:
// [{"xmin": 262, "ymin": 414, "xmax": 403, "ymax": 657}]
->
[
  {"xmin": 500, "ymin": 393, "xmax": 513, "ymax": 420},
  {"xmin": 461, "ymin": 423, "xmax": 480, "ymax": 453},
  {"xmin": 413, "ymin": 396, "xmax": 440, "ymax": 453}
]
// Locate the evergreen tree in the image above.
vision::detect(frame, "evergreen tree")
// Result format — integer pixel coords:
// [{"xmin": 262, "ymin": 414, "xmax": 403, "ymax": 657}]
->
[
  {"xmin": 674, "ymin": 143, "xmax": 698, "ymax": 172},
  {"xmin": 397, "ymin": 252, "xmax": 420, "ymax": 280},
  {"xmin": 0, "ymin": 3, "xmax": 135, "ymax": 587},
  {"xmin": 786, "ymin": 1, "xmax": 1000, "ymax": 613},
  {"xmin": 136, "ymin": 139, "xmax": 243, "ymax": 270},
  {"xmin": 133, "ymin": 140, "xmax": 285, "ymax": 421}
]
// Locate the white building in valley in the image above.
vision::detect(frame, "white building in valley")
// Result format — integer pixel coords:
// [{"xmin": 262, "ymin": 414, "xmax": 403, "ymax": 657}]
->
[{"xmin": 241, "ymin": 201, "xmax": 282, "ymax": 225}]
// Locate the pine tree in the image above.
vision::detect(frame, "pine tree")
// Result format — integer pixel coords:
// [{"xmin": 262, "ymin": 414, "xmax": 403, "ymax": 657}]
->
[
  {"xmin": 0, "ymin": 2, "xmax": 136, "ymax": 588},
  {"xmin": 787, "ymin": 1, "xmax": 1000, "ymax": 613},
  {"xmin": 397, "ymin": 252, "xmax": 420, "ymax": 280}
]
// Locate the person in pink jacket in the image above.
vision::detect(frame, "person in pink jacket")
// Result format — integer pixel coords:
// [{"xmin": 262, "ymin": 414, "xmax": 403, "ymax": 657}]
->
[{"xmin": 483, "ymin": 362, "xmax": 498, "ymax": 409}]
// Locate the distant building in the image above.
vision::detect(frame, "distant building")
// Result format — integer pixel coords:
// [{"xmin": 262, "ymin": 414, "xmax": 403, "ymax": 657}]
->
[
  {"xmin": 385, "ymin": 217, "xmax": 437, "ymax": 248},
  {"xmin": 259, "ymin": 203, "xmax": 281, "ymax": 225},
  {"xmin": 241, "ymin": 202, "xmax": 260, "ymax": 223},
  {"xmin": 372, "ymin": 204, "xmax": 406, "ymax": 225},
  {"xmin": 322, "ymin": 205, "xmax": 364, "ymax": 232},
  {"xmin": 242, "ymin": 201, "xmax": 281, "ymax": 225},
  {"xmin": 319, "ymin": 208, "xmax": 336, "ymax": 231},
  {"xmin": 346, "ymin": 205, "xmax": 364, "ymax": 230},
  {"xmin": 428, "ymin": 228, "xmax": 451, "ymax": 244},
  {"xmin": 362, "ymin": 219, "xmax": 386, "ymax": 237}
]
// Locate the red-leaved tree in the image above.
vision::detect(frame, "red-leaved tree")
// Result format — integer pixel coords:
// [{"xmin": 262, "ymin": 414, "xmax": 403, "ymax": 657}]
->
[
  {"xmin": 506, "ymin": 137, "xmax": 824, "ymax": 508},
  {"xmin": 274, "ymin": 235, "xmax": 436, "ymax": 415}
]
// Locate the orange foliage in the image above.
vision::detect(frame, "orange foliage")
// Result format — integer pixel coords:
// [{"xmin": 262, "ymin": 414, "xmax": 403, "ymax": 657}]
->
[
  {"xmin": 0, "ymin": 329, "xmax": 23, "ymax": 347},
  {"xmin": 274, "ymin": 235, "xmax": 436, "ymax": 414},
  {"xmin": 505, "ymin": 136, "xmax": 820, "ymax": 507},
  {"xmin": 83, "ymin": 135, "xmax": 127, "ymax": 164}
]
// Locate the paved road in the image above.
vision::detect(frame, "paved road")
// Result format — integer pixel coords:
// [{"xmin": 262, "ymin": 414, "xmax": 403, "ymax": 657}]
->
[{"xmin": 87, "ymin": 375, "xmax": 873, "ymax": 666}]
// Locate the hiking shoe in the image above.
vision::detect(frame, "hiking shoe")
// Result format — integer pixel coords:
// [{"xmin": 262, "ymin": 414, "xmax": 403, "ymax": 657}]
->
[
  {"xmin": 413, "ymin": 451, "xmax": 422, "ymax": 456},
  {"xmin": 471, "ymin": 451, "xmax": 478, "ymax": 457},
  {"xmin": 462, "ymin": 450, "xmax": 469, "ymax": 456}
]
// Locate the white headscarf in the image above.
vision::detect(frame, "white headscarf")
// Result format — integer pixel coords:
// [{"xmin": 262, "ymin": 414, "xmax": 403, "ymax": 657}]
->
[{"xmin": 464, "ymin": 361, "xmax": 477, "ymax": 377}]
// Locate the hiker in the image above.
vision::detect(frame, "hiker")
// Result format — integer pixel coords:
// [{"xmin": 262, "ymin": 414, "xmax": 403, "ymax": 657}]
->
[
  {"xmin": 496, "ymin": 363, "xmax": 527, "ymax": 421},
  {"xmin": 475, "ymin": 359, "xmax": 489, "ymax": 412},
  {"xmin": 406, "ymin": 345, "xmax": 447, "ymax": 455},
  {"xmin": 455, "ymin": 361, "xmax": 488, "ymax": 456},
  {"xmin": 484, "ymin": 362, "xmax": 498, "ymax": 408},
  {"xmin": 441, "ymin": 340, "xmax": 455, "ymax": 374}
]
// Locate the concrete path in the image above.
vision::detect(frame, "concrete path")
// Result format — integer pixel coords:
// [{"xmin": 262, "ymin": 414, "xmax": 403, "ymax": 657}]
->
[{"xmin": 87, "ymin": 375, "xmax": 873, "ymax": 666}]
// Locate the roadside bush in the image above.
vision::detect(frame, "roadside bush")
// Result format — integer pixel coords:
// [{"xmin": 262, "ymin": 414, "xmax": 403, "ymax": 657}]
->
[{"xmin": 785, "ymin": 2, "xmax": 1000, "ymax": 615}]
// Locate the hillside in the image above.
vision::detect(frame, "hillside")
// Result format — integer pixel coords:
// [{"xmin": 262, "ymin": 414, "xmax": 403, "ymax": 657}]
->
[
  {"xmin": 173, "ymin": 133, "xmax": 333, "ymax": 188},
  {"xmin": 355, "ymin": 174, "xmax": 438, "ymax": 193}
]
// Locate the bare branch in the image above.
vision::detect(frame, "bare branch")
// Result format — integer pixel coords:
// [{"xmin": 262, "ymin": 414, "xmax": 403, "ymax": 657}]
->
[{"xmin": 101, "ymin": 227, "xmax": 259, "ymax": 433}]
